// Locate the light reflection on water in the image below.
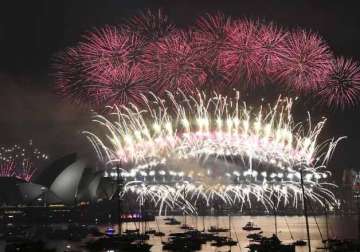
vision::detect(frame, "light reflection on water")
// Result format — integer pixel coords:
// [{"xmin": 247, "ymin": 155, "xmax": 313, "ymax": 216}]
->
[{"xmin": 10, "ymin": 215, "xmax": 360, "ymax": 252}]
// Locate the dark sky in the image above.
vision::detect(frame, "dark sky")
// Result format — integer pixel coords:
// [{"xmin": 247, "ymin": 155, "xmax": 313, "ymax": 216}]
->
[{"xmin": 0, "ymin": 0, "xmax": 360, "ymax": 176}]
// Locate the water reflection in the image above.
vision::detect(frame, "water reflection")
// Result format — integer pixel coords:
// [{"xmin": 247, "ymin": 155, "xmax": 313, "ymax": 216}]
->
[{"xmin": 0, "ymin": 215, "xmax": 357, "ymax": 252}]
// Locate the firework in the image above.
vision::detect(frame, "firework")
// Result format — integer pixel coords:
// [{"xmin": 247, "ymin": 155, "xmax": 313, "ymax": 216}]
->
[
  {"xmin": 219, "ymin": 19, "xmax": 263, "ymax": 86},
  {"xmin": 79, "ymin": 26, "xmax": 146, "ymax": 76},
  {"xmin": 143, "ymin": 31, "xmax": 207, "ymax": 94},
  {"xmin": 85, "ymin": 91, "xmax": 342, "ymax": 213},
  {"xmin": 276, "ymin": 30, "xmax": 334, "ymax": 92},
  {"xmin": 123, "ymin": 9, "xmax": 175, "ymax": 42},
  {"xmin": 318, "ymin": 57, "xmax": 360, "ymax": 109},
  {"xmin": 52, "ymin": 47, "xmax": 92, "ymax": 105},
  {"xmin": 0, "ymin": 141, "xmax": 49, "ymax": 182},
  {"xmin": 54, "ymin": 10, "xmax": 360, "ymax": 110},
  {"xmin": 193, "ymin": 12, "xmax": 233, "ymax": 89},
  {"xmin": 193, "ymin": 12, "xmax": 231, "ymax": 57},
  {"xmin": 253, "ymin": 22, "xmax": 288, "ymax": 79},
  {"xmin": 88, "ymin": 64, "xmax": 150, "ymax": 106}
]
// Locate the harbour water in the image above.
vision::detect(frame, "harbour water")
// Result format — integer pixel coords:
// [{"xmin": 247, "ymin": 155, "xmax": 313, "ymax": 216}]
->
[{"xmin": 2, "ymin": 215, "xmax": 358, "ymax": 252}]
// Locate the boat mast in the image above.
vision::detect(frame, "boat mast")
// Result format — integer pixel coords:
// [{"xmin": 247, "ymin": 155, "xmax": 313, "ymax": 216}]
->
[
  {"xmin": 273, "ymin": 197, "xmax": 278, "ymax": 236},
  {"xmin": 116, "ymin": 165, "xmax": 122, "ymax": 235},
  {"xmin": 300, "ymin": 169, "xmax": 311, "ymax": 252}
]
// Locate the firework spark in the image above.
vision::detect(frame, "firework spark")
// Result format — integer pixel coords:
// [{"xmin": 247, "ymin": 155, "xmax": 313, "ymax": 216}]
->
[
  {"xmin": 85, "ymin": 91, "xmax": 342, "ymax": 213},
  {"xmin": 88, "ymin": 64, "xmax": 150, "ymax": 106},
  {"xmin": 193, "ymin": 12, "xmax": 233, "ymax": 89},
  {"xmin": 53, "ymin": 10, "xmax": 360, "ymax": 110},
  {"xmin": 318, "ymin": 57, "xmax": 360, "ymax": 109},
  {"xmin": 276, "ymin": 30, "xmax": 334, "ymax": 92},
  {"xmin": 52, "ymin": 47, "xmax": 92, "ymax": 105},
  {"xmin": 220, "ymin": 19, "xmax": 263, "ymax": 86},
  {"xmin": 124, "ymin": 9, "xmax": 175, "ymax": 42},
  {"xmin": 79, "ymin": 26, "xmax": 145, "ymax": 76},
  {"xmin": 253, "ymin": 22, "xmax": 288, "ymax": 79},
  {"xmin": 0, "ymin": 141, "xmax": 49, "ymax": 182},
  {"xmin": 143, "ymin": 31, "xmax": 207, "ymax": 94}
]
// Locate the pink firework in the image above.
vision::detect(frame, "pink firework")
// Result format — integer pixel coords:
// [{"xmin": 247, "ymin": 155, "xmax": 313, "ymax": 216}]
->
[
  {"xmin": 88, "ymin": 64, "xmax": 150, "ymax": 106},
  {"xmin": 79, "ymin": 26, "xmax": 146, "ymax": 76},
  {"xmin": 124, "ymin": 9, "xmax": 175, "ymax": 41},
  {"xmin": 0, "ymin": 161, "xmax": 16, "ymax": 177},
  {"xmin": 16, "ymin": 160, "xmax": 37, "ymax": 182},
  {"xmin": 318, "ymin": 57, "xmax": 360, "ymax": 109},
  {"xmin": 193, "ymin": 12, "xmax": 232, "ymax": 57},
  {"xmin": 219, "ymin": 19, "xmax": 262, "ymax": 87},
  {"xmin": 143, "ymin": 31, "xmax": 207, "ymax": 94},
  {"xmin": 52, "ymin": 47, "xmax": 92, "ymax": 105},
  {"xmin": 193, "ymin": 12, "xmax": 233, "ymax": 89},
  {"xmin": 0, "ymin": 141, "xmax": 48, "ymax": 182},
  {"xmin": 276, "ymin": 30, "xmax": 334, "ymax": 92},
  {"xmin": 252, "ymin": 22, "xmax": 288, "ymax": 79}
]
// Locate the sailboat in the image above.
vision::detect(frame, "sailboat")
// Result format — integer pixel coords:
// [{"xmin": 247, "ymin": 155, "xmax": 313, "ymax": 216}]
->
[{"xmin": 242, "ymin": 221, "xmax": 261, "ymax": 231}]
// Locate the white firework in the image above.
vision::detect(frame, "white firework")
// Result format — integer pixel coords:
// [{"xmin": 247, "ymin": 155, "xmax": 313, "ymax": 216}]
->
[{"xmin": 84, "ymin": 91, "xmax": 343, "ymax": 214}]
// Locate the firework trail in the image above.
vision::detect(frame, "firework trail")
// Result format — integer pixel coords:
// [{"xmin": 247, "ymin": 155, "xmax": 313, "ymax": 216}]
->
[
  {"xmin": 193, "ymin": 12, "xmax": 231, "ymax": 58},
  {"xmin": 318, "ymin": 57, "xmax": 360, "ymax": 109},
  {"xmin": 143, "ymin": 31, "xmax": 207, "ymax": 94},
  {"xmin": 193, "ymin": 12, "xmax": 233, "ymax": 89},
  {"xmin": 79, "ymin": 26, "xmax": 146, "ymax": 76},
  {"xmin": 123, "ymin": 9, "xmax": 175, "ymax": 42},
  {"xmin": 52, "ymin": 47, "xmax": 93, "ymax": 105},
  {"xmin": 88, "ymin": 64, "xmax": 150, "ymax": 106},
  {"xmin": 0, "ymin": 141, "xmax": 49, "ymax": 182},
  {"xmin": 253, "ymin": 22, "xmax": 288, "ymax": 79},
  {"xmin": 85, "ymin": 91, "xmax": 342, "ymax": 214},
  {"xmin": 220, "ymin": 19, "xmax": 264, "ymax": 86},
  {"xmin": 276, "ymin": 30, "xmax": 333, "ymax": 92}
]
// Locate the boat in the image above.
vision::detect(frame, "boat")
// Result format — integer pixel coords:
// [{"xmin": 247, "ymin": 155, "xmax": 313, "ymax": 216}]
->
[
  {"xmin": 5, "ymin": 240, "xmax": 56, "ymax": 252},
  {"xmin": 144, "ymin": 229, "xmax": 156, "ymax": 235},
  {"xmin": 165, "ymin": 218, "xmax": 181, "ymax": 225},
  {"xmin": 154, "ymin": 231, "xmax": 165, "ymax": 237},
  {"xmin": 162, "ymin": 236, "xmax": 202, "ymax": 251},
  {"xmin": 86, "ymin": 236, "xmax": 152, "ymax": 251},
  {"xmin": 246, "ymin": 234, "xmax": 295, "ymax": 252},
  {"xmin": 125, "ymin": 228, "xmax": 140, "ymax": 234},
  {"xmin": 292, "ymin": 239, "xmax": 306, "ymax": 246},
  {"xmin": 105, "ymin": 226, "xmax": 116, "ymax": 236},
  {"xmin": 242, "ymin": 221, "xmax": 261, "ymax": 231},
  {"xmin": 208, "ymin": 226, "xmax": 229, "ymax": 233},
  {"xmin": 211, "ymin": 237, "xmax": 238, "ymax": 247},
  {"xmin": 180, "ymin": 224, "xmax": 194, "ymax": 230},
  {"xmin": 247, "ymin": 232, "xmax": 263, "ymax": 241},
  {"xmin": 316, "ymin": 239, "xmax": 360, "ymax": 252}
]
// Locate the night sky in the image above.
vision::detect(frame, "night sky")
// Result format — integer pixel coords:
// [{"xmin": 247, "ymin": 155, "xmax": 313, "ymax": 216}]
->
[{"xmin": 1, "ymin": 0, "xmax": 360, "ymax": 177}]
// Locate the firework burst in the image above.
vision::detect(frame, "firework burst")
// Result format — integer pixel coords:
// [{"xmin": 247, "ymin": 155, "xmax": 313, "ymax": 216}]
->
[
  {"xmin": 53, "ymin": 10, "xmax": 360, "ymax": 110},
  {"xmin": 143, "ymin": 31, "xmax": 207, "ymax": 94},
  {"xmin": 52, "ymin": 47, "xmax": 92, "ymax": 105},
  {"xmin": 88, "ymin": 64, "xmax": 150, "ymax": 106},
  {"xmin": 85, "ymin": 91, "xmax": 342, "ymax": 213},
  {"xmin": 318, "ymin": 57, "xmax": 360, "ymax": 109},
  {"xmin": 193, "ymin": 12, "xmax": 232, "ymax": 57},
  {"xmin": 276, "ymin": 30, "xmax": 334, "ymax": 92},
  {"xmin": 124, "ymin": 9, "xmax": 175, "ymax": 41},
  {"xmin": 193, "ymin": 12, "xmax": 233, "ymax": 89},
  {"xmin": 79, "ymin": 26, "xmax": 145, "ymax": 76},
  {"xmin": 220, "ymin": 19, "xmax": 263, "ymax": 86},
  {"xmin": 253, "ymin": 22, "xmax": 288, "ymax": 79},
  {"xmin": 0, "ymin": 141, "xmax": 49, "ymax": 182}
]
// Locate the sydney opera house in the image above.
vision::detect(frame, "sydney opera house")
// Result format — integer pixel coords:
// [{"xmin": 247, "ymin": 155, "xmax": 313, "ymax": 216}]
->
[{"xmin": 0, "ymin": 153, "xmax": 117, "ymax": 206}]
